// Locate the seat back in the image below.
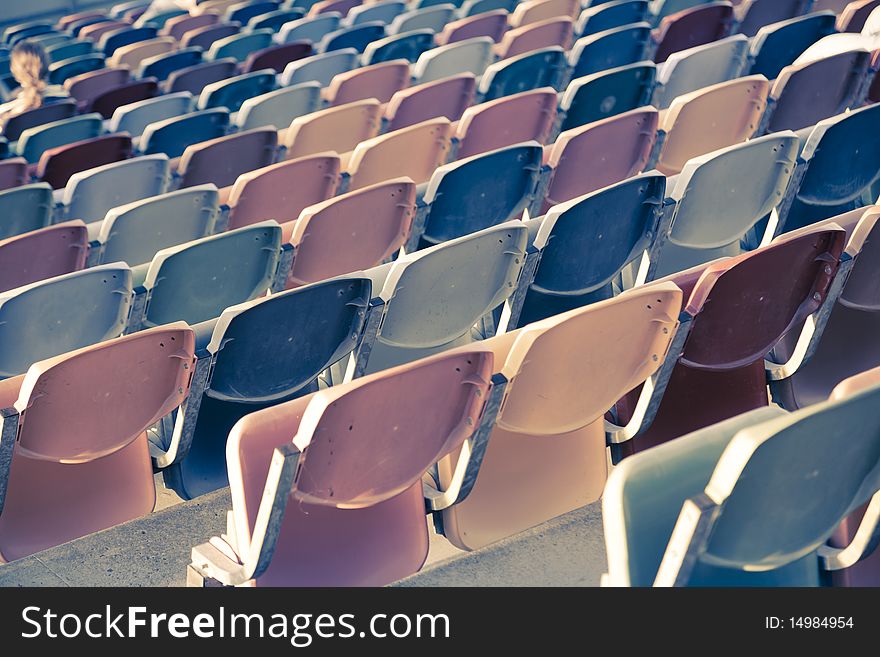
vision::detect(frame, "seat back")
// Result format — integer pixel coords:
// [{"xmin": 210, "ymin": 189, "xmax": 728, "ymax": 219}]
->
[
  {"xmin": 287, "ymin": 178, "xmax": 415, "ymax": 286},
  {"xmin": 108, "ymin": 92, "xmax": 193, "ymax": 137},
  {"xmin": 569, "ymin": 22, "xmax": 652, "ymax": 79},
  {"xmin": 436, "ymin": 10, "xmax": 509, "ymax": 45},
  {"xmin": 837, "ymin": 0, "xmax": 880, "ymax": 31},
  {"xmin": 510, "ymin": 0, "xmax": 579, "ymax": 28},
  {"xmin": 560, "ymin": 61, "xmax": 656, "ymax": 131},
  {"xmin": 320, "ymin": 21, "xmax": 386, "ymax": 53},
  {"xmin": 413, "ymin": 37, "xmax": 495, "ymax": 83},
  {"xmin": 63, "ymin": 67, "xmax": 129, "ymax": 109},
  {"xmin": 37, "ymin": 133, "xmax": 133, "ymax": 191},
  {"xmin": 2, "ymin": 100, "xmax": 76, "ymax": 142},
  {"xmin": 166, "ymin": 59, "xmax": 239, "ymax": 96},
  {"xmin": 480, "ymin": 47, "xmax": 567, "ymax": 101},
  {"xmin": 249, "ymin": 8, "xmax": 308, "ymax": 31},
  {"xmin": 177, "ymin": 128, "xmax": 278, "ymax": 189},
  {"xmin": 17, "ymin": 114, "xmax": 103, "ymax": 164},
  {"xmin": 576, "ymin": 0, "xmax": 651, "ymax": 36},
  {"xmin": 139, "ymin": 47, "xmax": 204, "ymax": 81},
  {"xmin": 198, "ymin": 70, "xmax": 277, "ymax": 113},
  {"xmin": 181, "ymin": 23, "xmax": 242, "ymax": 52},
  {"xmin": 278, "ymin": 13, "xmax": 342, "ymax": 45},
  {"xmin": 227, "ymin": 154, "xmax": 341, "ymax": 230},
  {"xmin": 737, "ymin": 0, "xmax": 811, "ymax": 37},
  {"xmin": 49, "ymin": 54, "xmax": 107, "ymax": 85},
  {"xmin": 99, "ymin": 185, "xmax": 219, "ymax": 266},
  {"xmin": 108, "ymin": 37, "xmax": 176, "ymax": 71},
  {"xmin": 141, "ymin": 108, "xmax": 230, "ymax": 159},
  {"xmin": 653, "ymin": 34, "xmax": 749, "ymax": 108},
  {"xmin": 162, "ymin": 12, "xmax": 219, "ymax": 41},
  {"xmin": 749, "ymin": 12, "xmax": 838, "ymax": 80},
  {"xmin": 363, "ymin": 30, "xmax": 435, "ymax": 65},
  {"xmin": 653, "ymin": 1, "xmax": 735, "ymax": 64},
  {"xmin": 390, "ymin": 4, "xmax": 456, "ymax": 33},
  {"xmin": 325, "ymin": 59, "xmax": 411, "ymax": 105},
  {"xmin": 207, "ymin": 29, "xmax": 274, "ymax": 63},
  {"xmin": 0, "ymin": 183, "xmax": 53, "ymax": 240},
  {"xmin": 280, "ymin": 48, "xmax": 359, "ymax": 86},
  {"xmin": 497, "ymin": 17, "xmax": 575, "ymax": 59},
  {"xmin": 142, "ymin": 222, "xmax": 282, "ymax": 327},
  {"xmin": 0, "ymin": 264, "xmax": 133, "ymax": 378},
  {"xmin": 243, "ymin": 41, "xmax": 314, "ymax": 73},
  {"xmin": 0, "ymin": 158, "xmax": 27, "ymax": 192},
  {"xmin": 284, "ymin": 99, "xmax": 381, "ymax": 159},
  {"xmin": 456, "ymin": 88, "xmax": 557, "ymax": 159},
  {"xmin": 385, "ymin": 74, "xmax": 477, "ymax": 131},
  {"xmin": 0, "ymin": 221, "xmax": 88, "ymax": 294},
  {"xmin": 237, "ymin": 83, "xmax": 321, "ymax": 131},
  {"xmin": 88, "ymin": 78, "xmax": 160, "ymax": 120}
]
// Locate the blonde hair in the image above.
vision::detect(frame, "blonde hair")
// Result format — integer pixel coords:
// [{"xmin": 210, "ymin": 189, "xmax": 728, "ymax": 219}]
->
[{"xmin": 9, "ymin": 41, "xmax": 49, "ymax": 113}]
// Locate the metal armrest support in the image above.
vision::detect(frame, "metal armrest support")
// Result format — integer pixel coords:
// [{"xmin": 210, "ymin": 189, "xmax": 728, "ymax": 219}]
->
[
  {"xmin": 771, "ymin": 156, "xmax": 809, "ymax": 239},
  {"xmin": 0, "ymin": 407, "xmax": 19, "ymax": 518},
  {"xmin": 642, "ymin": 195, "xmax": 676, "ymax": 283},
  {"xmin": 653, "ymin": 492, "xmax": 719, "ymax": 587},
  {"xmin": 496, "ymin": 244, "xmax": 542, "ymax": 334},
  {"xmin": 818, "ymin": 492, "xmax": 880, "ymax": 571},
  {"xmin": 404, "ymin": 200, "xmax": 430, "ymax": 254},
  {"xmin": 271, "ymin": 242, "xmax": 294, "ymax": 293},
  {"xmin": 346, "ymin": 296, "xmax": 386, "ymax": 381}
]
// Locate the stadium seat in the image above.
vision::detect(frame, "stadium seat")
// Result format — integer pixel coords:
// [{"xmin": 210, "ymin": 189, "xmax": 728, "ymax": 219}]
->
[
  {"xmin": 652, "ymin": 1, "xmax": 735, "ymax": 64},
  {"xmin": 166, "ymin": 59, "xmax": 239, "ymax": 96},
  {"xmin": 736, "ymin": 0, "xmax": 812, "ymax": 38},
  {"xmin": 323, "ymin": 59, "xmax": 411, "ymax": 105},
  {"xmin": 0, "ymin": 158, "xmax": 28, "ymax": 192},
  {"xmin": 36, "ymin": 133, "xmax": 134, "ymax": 191},
  {"xmin": 576, "ymin": 0, "xmax": 651, "ymax": 36},
  {"xmin": 88, "ymin": 78, "xmax": 160, "ymax": 119},
  {"xmin": 412, "ymin": 37, "xmax": 496, "ymax": 83},
  {"xmin": 435, "ymin": 10, "xmax": 509, "ymax": 45},
  {"xmin": 180, "ymin": 22, "xmax": 242, "ymax": 52},
  {"xmin": 319, "ymin": 21, "xmax": 386, "ymax": 53},
  {"xmin": 280, "ymin": 48, "xmax": 359, "ymax": 86},
  {"xmin": 509, "ymin": 0, "xmax": 579, "ymax": 28},
  {"xmin": 139, "ymin": 48, "xmax": 204, "ymax": 82},
  {"xmin": 16, "ymin": 113, "xmax": 103, "ymax": 165},
  {"xmin": 107, "ymin": 37, "xmax": 176, "ymax": 72},
  {"xmin": 747, "ymin": 12, "xmax": 838, "ymax": 80},
  {"xmin": 384, "ymin": 73, "xmax": 477, "ymax": 131},
  {"xmin": 242, "ymin": 41, "xmax": 314, "ymax": 73},
  {"xmin": 161, "ymin": 12, "xmax": 220, "ymax": 41},
  {"xmin": 175, "ymin": 128, "xmax": 278, "ymax": 189},
  {"xmin": 49, "ymin": 53, "xmax": 107, "ymax": 86},
  {"xmin": 495, "ymin": 17, "xmax": 575, "ymax": 59},
  {"xmin": 362, "ymin": 29, "xmax": 435, "ymax": 65},
  {"xmin": 0, "ymin": 183, "xmax": 54, "ymax": 240},
  {"xmin": 558, "ymin": 61, "xmax": 656, "ymax": 132},
  {"xmin": 0, "ymin": 221, "xmax": 88, "ymax": 294},
  {"xmin": 389, "ymin": 4, "xmax": 457, "ymax": 34},
  {"xmin": 1, "ymin": 100, "xmax": 76, "ymax": 143},
  {"xmin": 278, "ymin": 13, "xmax": 343, "ymax": 45},
  {"xmin": 140, "ymin": 108, "xmax": 231, "ymax": 159},
  {"xmin": 479, "ymin": 47, "xmax": 567, "ymax": 101},
  {"xmin": 108, "ymin": 93, "xmax": 194, "ymax": 138},
  {"xmin": 282, "ymin": 99, "xmax": 382, "ymax": 160},
  {"xmin": 197, "ymin": 70, "xmax": 277, "ymax": 113},
  {"xmin": 207, "ymin": 29, "xmax": 275, "ymax": 63},
  {"xmin": 567, "ymin": 22, "xmax": 653, "ymax": 80},
  {"xmin": 235, "ymin": 83, "xmax": 322, "ymax": 130}
]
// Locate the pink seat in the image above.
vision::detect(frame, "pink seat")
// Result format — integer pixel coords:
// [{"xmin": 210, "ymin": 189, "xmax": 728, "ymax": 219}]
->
[
  {"xmin": 384, "ymin": 74, "xmax": 477, "ymax": 132},
  {"xmin": 541, "ymin": 107, "xmax": 659, "ymax": 213},
  {"xmin": 652, "ymin": 2, "xmax": 735, "ymax": 64},
  {"xmin": 282, "ymin": 99, "xmax": 382, "ymax": 160},
  {"xmin": 495, "ymin": 17, "xmax": 575, "ymax": 59},
  {"xmin": 58, "ymin": 11, "xmax": 105, "ymax": 30},
  {"xmin": 107, "ymin": 37, "xmax": 177, "ymax": 72},
  {"xmin": 436, "ymin": 10, "xmax": 510, "ymax": 45},
  {"xmin": 309, "ymin": 0, "xmax": 362, "ymax": 17},
  {"xmin": 36, "ymin": 133, "xmax": 134, "ymax": 191},
  {"xmin": 345, "ymin": 118, "xmax": 453, "ymax": 190},
  {"xmin": 64, "ymin": 67, "xmax": 131, "ymax": 112},
  {"xmin": 0, "ymin": 325, "xmax": 195, "ymax": 563},
  {"xmin": 194, "ymin": 348, "xmax": 493, "ymax": 586},
  {"xmin": 509, "ymin": 0, "xmax": 580, "ymax": 28},
  {"xmin": 0, "ymin": 221, "xmax": 88, "ymax": 294},
  {"xmin": 79, "ymin": 20, "xmax": 130, "ymax": 42},
  {"xmin": 283, "ymin": 177, "xmax": 415, "ymax": 287},
  {"xmin": 0, "ymin": 158, "xmax": 28, "ymax": 193},
  {"xmin": 455, "ymin": 88, "xmax": 558, "ymax": 160},
  {"xmin": 225, "ymin": 154, "xmax": 341, "ymax": 230},
  {"xmin": 161, "ymin": 13, "xmax": 220, "ymax": 41},
  {"xmin": 324, "ymin": 59, "xmax": 411, "ymax": 106},
  {"xmin": 177, "ymin": 128, "xmax": 278, "ymax": 189}
]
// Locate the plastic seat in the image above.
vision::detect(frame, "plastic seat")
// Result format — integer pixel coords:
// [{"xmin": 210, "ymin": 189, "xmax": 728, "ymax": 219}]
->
[
  {"xmin": 160, "ymin": 276, "xmax": 373, "ymax": 500},
  {"xmin": 226, "ymin": 0, "xmax": 282, "ymax": 24},
  {"xmin": 0, "ymin": 325, "xmax": 195, "ymax": 563},
  {"xmin": 141, "ymin": 109, "xmax": 231, "ymax": 159},
  {"xmin": 412, "ymin": 37, "xmax": 495, "ymax": 83},
  {"xmin": 354, "ymin": 221, "xmax": 528, "ymax": 374},
  {"xmin": 0, "ymin": 263, "xmax": 134, "ymax": 379},
  {"xmin": 197, "ymin": 70, "xmax": 277, "ymax": 113},
  {"xmin": 189, "ymin": 347, "xmax": 492, "ymax": 586},
  {"xmin": 236, "ymin": 83, "xmax": 321, "ymax": 131},
  {"xmin": 207, "ymin": 30, "xmax": 275, "ymax": 64},
  {"xmin": 136, "ymin": 7, "xmax": 188, "ymax": 28},
  {"xmin": 309, "ymin": 0, "xmax": 362, "ymax": 16},
  {"xmin": 657, "ymin": 133, "xmax": 800, "ymax": 279},
  {"xmin": 138, "ymin": 48, "xmax": 204, "ymax": 82},
  {"xmin": 813, "ymin": 0, "xmax": 862, "ymax": 11},
  {"xmin": 0, "ymin": 183, "xmax": 53, "ymax": 240},
  {"xmin": 0, "ymin": 100, "xmax": 76, "ymax": 143},
  {"xmin": 495, "ymin": 17, "xmax": 575, "ymax": 59},
  {"xmin": 176, "ymin": 128, "xmax": 278, "ymax": 189},
  {"xmin": 455, "ymin": 88, "xmax": 557, "ymax": 160},
  {"xmin": 460, "ymin": 0, "xmax": 518, "ymax": 16},
  {"xmin": 748, "ymin": 12, "xmax": 838, "ymax": 80},
  {"xmin": 282, "ymin": 99, "xmax": 381, "ymax": 160},
  {"xmin": 45, "ymin": 40, "xmax": 95, "ymax": 65},
  {"xmin": 16, "ymin": 114, "xmax": 103, "ymax": 165},
  {"xmin": 655, "ymin": 75, "xmax": 769, "ymax": 175},
  {"xmin": 59, "ymin": 11, "xmax": 106, "ymax": 31},
  {"xmin": 652, "ymin": 34, "xmax": 750, "ymax": 108},
  {"xmin": 837, "ymin": 0, "xmax": 880, "ymax": 32},
  {"xmin": 100, "ymin": 26, "xmax": 159, "ymax": 57},
  {"xmin": 0, "ymin": 222, "xmax": 88, "ymax": 294},
  {"xmin": 610, "ymin": 226, "xmax": 848, "ymax": 458},
  {"xmin": 389, "ymin": 5, "xmax": 457, "ymax": 34},
  {"xmin": 278, "ymin": 13, "xmax": 342, "ymax": 44},
  {"xmin": 242, "ymin": 41, "xmax": 313, "ymax": 73},
  {"xmin": 108, "ymin": 93, "xmax": 194, "ymax": 138},
  {"xmin": 64, "ymin": 68, "xmax": 130, "ymax": 111},
  {"xmin": 652, "ymin": 2, "xmax": 735, "ymax": 64},
  {"xmin": 780, "ymin": 103, "xmax": 880, "ymax": 233},
  {"xmin": 603, "ymin": 378, "xmax": 880, "ymax": 586},
  {"xmin": 479, "ymin": 47, "xmax": 567, "ymax": 101},
  {"xmin": 90, "ymin": 185, "xmax": 219, "ymax": 268},
  {"xmin": 437, "ymin": 283, "xmax": 682, "ymax": 551},
  {"xmin": 362, "ymin": 29, "xmax": 434, "ymax": 65},
  {"xmin": 736, "ymin": 0, "xmax": 813, "ymax": 37},
  {"xmin": 248, "ymin": 8, "xmax": 308, "ymax": 31},
  {"xmin": 88, "ymin": 78, "xmax": 160, "ymax": 119},
  {"xmin": 509, "ymin": 0, "xmax": 579, "ymax": 28},
  {"xmin": 224, "ymin": 153, "xmax": 341, "ymax": 230},
  {"xmin": 539, "ymin": 107, "xmax": 658, "ymax": 213},
  {"xmin": 36, "ymin": 133, "xmax": 134, "ymax": 191},
  {"xmin": 414, "ymin": 142, "xmax": 543, "ymax": 248},
  {"xmin": 166, "ymin": 59, "xmax": 239, "ymax": 96},
  {"xmin": 49, "ymin": 54, "xmax": 107, "ymax": 85},
  {"xmin": 79, "ymin": 20, "xmax": 131, "ymax": 44},
  {"xmin": 515, "ymin": 173, "xmax": 666, "ymax": 328},
  {"xmin": 161, "ymin": 12, "xmax": 220, "ymax": 41},
  {"xmin": 384, "ymin": 73, "xmax": 477, "ymax": 131},
  {"xmin": 107, "ymin": 37, "xmax": 176, "ymax": 71},
  {"xmin": 567, "ymin": 23, "xmax": 652, "ymax": 81},
  {"xmin": 132, "ymin": 222, "xmax": 283, "ymax": 331},
  {"xmin": 323, "ymin": 59, "xmax": 410, "ymax": 105},
  {"xmin": 0, "ymin": 158, "xmax": 28, "ymax": 192},
  {"xmin": 576, "ymin": 0, "xmax": 651, "ymax": 36},
  {"xmin": 180, "ymin": 23, "xmax": 242, "ymax": 52},
  {"xmin": 280, "ymin": 48, "xmax": 359, "ymax": 86},
  {"xmin": 319, "ymin": 21, "xmax": 386, "ymax": 53},
  {"xmin": 762, "ymin": 50, "xmax": 873, "ymax": 133},
  {"xmin": 435, "ymin": 10, "xmax": 509, "ymax": 45},
  {"xmin": 347, "ymin": 0, "xmax": 407, "ymax": 25},
  {"xmin": 284, "ymin": 178, "xmax": 415, "ymax": 287},
  {"xmin": 559, "ymin": 61, "xmax": 656, "ymax": 131}
]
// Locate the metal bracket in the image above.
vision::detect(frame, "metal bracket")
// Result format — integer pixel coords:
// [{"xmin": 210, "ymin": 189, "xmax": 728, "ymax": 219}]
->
[
  {"xmin": 653, "ymin": 492, "xmax": 719, "ymax": 587},
  {"xmin": 0, "ymin": 407, "xmax": 20, "ymax": 518},
  {"xmin": 271, "ymin": 242, "xmax": 294, "ymax": 293},
  {"xmin": 347, "ymin": 297, "xmax": 386, "ymax": 381}
]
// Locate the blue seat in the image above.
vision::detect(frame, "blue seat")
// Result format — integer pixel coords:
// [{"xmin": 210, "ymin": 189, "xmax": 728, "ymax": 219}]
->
[
  {"xmin": 0, "ymin": 183, "xmax": 54, "ymax": 241},
  {"xmin": 651, "ymin": 0, "xmax": 714, "ymax": 23},
  {"xmin": 388, "ymin": 4, "xmax": 457, "ymax": 33},
  {"xmin": 207, "ymin": 29, "xmax": 274, "ymax": 63},
  {"xmin": 347, "ymin": 0, "xmax": 407, "ymax": 26},
  {"xmin": 45, "ymin": 40, "xmax": 94, "ymax": 64},
  {"xmin": 748, "ymin": 11, "xmax": 837, "ymax": 80},
  {"xmin": 226, "ymin": 0, "xmax": 282, "ymax": 25},
  {"xmin": 559, "ymin": 61, "xmax": 656, "ymax": 132},
  {"xmin": 236, "ymin": 82, "xmax": 322, "ymax": 130},
  {"xmin": 136, "ymin": 8, "xmax": 188, "ymax": 29},
  {"xmin": 576, "ymin": 0, "xmax": 651, "ymax": 36},
  {"xmin": 411, "ymin": 142, "xmax": 544, "ymax": 249},
  {"xmin": 48, "ymin": 54, "xmax": 106, "ymax": 85},
  {"xmin": 278, "ymin": 13, "xmax": 343, "ymax": 44},
  {"xmin": 16, "ymin": 114, "xmax": 103, "ymax": 164},
  {"xmin": 511, "ymin": 173, "xmax": 665, "ymax": 329},
  {"xmin": 362, "ymin": 29, "xmax": 435, "ymax": 64},
  {"xmin": 0, "ymin": 264, "xmax": 133, "ymax": 379},
  {"xmin": 197, "ymin": 70, "xmax": 277, "ymax": 113},
  {"xmin": 280, "ymin": 48, "xmax": 360, "ymax": 86},
  {"xmin": 58, "ymin": 154, "xmax": 170, "ymax": 226},
  {"xmin": 158, "ymin": 276, "xmax": 374, "ymax": 499},
  {"xmin": 4, "ymin": 23, "xmax": 54, "ymax": 45},
  {"xmin": 737, "ymin": 0, "xmax": 813, "ymax": 38},
  {"xmin": 567, "ymin": 23, "xmax": 652, "ymax": 81},
  {"xmin": 166, "ymin": 59, "xmax": 239, "ymax": 96},
  {"xmin": 319, "ymin": 21, "xmax": 386, "ymax": 53},
  {"xmin": 479, "ymin": 47, "xmax": 568, "ymax": 101},
  {"xmin": 108, "ymin": 92, "xmax": 194, "ymax": 138},
  {"xmin": 100, "ymin": 26, "xmax": 159, "ymax": 56},
  {"xmin": 138, "ymin": 47, "xmax": 203, "ymax": 81},
  {"xmin": 140, "ymin": 108, "xmax": 231, "ymax": 159},
  {"xmin": 248, "ymin": 8, "xmax": 306, "ymax": 30},
  {"xmin": 1, "ymin": 99, "xmax": 76, "ymax": 143}
]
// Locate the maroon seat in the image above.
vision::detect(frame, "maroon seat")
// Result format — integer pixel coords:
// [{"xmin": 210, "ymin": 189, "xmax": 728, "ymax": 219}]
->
[
  {"xmin": 2, "ymin": 100, "xmax": 76, "ymax": 143},
  {"xmin": 242, "ymin": 41, "xmax": 313, "ymax": 74},
  {"xmin": 0, "ymin": 221, "xmax": 89, "ymax": 294},
  {"xmin": 36, "ymin": 134, "xmax": 133, "ymax": 190},
  {"xmin": 180, "ymin": 22, "xmax": 241, "ymax": 51},
  {"xmin": 64, "ymin": 68, "xmax": 131, "ymax": 112},
  {"xmin": 161, "ymin": 12, "xmax": 220, "ymax": 41},
  {"xmin": 166, "ymin": 59, "xmax": 239, "ymax": 96},
  {"xmin": 176, "ymin": 128, "xmax": 278, "ymax": 189},
  {"xmin": 87, "ymin": 78, "xmax": 160, "ymax": 120},
  {"xmin": 612, "ymin": 226, "xmax": 848, "ymax": 459},
  {"xmin": 0, "ymin": 158, "xmax": 28, "ymax": 192},
  {"xmin": 652, "ymin": 2, "xmax": 735, "ymax": 64}
]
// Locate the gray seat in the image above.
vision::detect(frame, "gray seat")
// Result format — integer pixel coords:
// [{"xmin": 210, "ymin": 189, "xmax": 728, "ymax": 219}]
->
[
  {"xmin": 0, "ymin": 183, "xmax": 54, "ymax": 240},
  {"xmin": 648, "ymin": 131, "xmax": 800, "ymax": 280},
  {"xmin": 388, "ymin": 4, "xmax": 457, "ymax": 34},
  {"xmin": 346, "ymin": 0, "xmax": 407, "ymax": 26},
  {"xmin": 89, "ymin": 184, "xmax": 220, "ymax": 268},
  {"xmin": 278, "ymin": 13, "xmax": 343, "ymax": 44},
  {"xmin": 235, "ymin": 82, "xmax": 322, "ymax": 131},
  {"xmin": 130, "ymin": 221, "xmax": 284, "ymax": 330},
  {"xmin": 107, "ymin": 92, "xmax": 194, "ymax": 138},
  {"xmin": 0, "ymin": 263, "xmax": 132, "ymax": 378},
  {"xmin": 280, "ymin": 48, "xmax": 360, "ymax": 86},
  {"xmin": 652, "ymin": 34, "xmax": 750, "ymax": 109},
  {"xmin": 412, "ymin": 37, "xmax": 495, "ymax": 83},
  {"xmin": 16, "ymin": 114, "xmax": 103, "ymax": 164},
  {"xmin": 58, "ymin": 154, "xmax": 169, "ymax": 225}
]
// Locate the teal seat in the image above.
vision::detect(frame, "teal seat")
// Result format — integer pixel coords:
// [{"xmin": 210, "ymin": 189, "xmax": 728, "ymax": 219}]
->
[
  {"xmin": 278, "ymin": 13, "xmax": 342, "ymax": 45},
  {"xmin": 236, "ymin": 82, "xmax": 322, "ymax": 130},
  {"xmin": 108, "ymin": 92, "xmax": 194, "ymax": 138},
  {"xmin": 16, "ymin": 114, "xmax": 103, "ymax": 164},
  {"xmin": 389, "ymin": 4, "xmax": 457, "ymax": 33},
  {"xmin": 559, "ymin": 61, "xmax": 656, "ymax": 132},
  {"xmin": 479, "ymin": 47, "xmax": 567, "ymax": 101},
  {"xmin": 347, "ymin": 0, "xmax": 407, "ymax": 26},
  {"xmin": 576, "ymin": 1, "xmax": 651, "ymax": 36},
  {"xmin": 362, "ymin": 29, "xmax": 435, "ymax": 65},
  {"xmin": 197, "ymin": 70, "xmax": 277, "ymax": 113},
  {"xmin": 207, "ymin": 29, "xmax": 274, "ymax": 63},
  {"xmin": 280, "ymin": 48, "xmax": 359, "ymax": 86},
  {"xmin": 48, "ymin": 54, "xmax": 106, "ymax": 85},
  {"xmin": 0, "ymin": 183, "xmax": 53, "ymax": 240},
  {"xmin": 140, "ymin": 108, "xmax": 230, "ymax": 159}
]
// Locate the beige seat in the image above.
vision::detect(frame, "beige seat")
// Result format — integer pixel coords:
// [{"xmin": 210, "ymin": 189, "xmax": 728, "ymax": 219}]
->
[
  {"xmin": 495, "ymin": 17, "xmax": 575, "ymax": 59},
  {"xmin": 282, "ymin": 99, "xmax": 382, "ymax": 161},
  {"xmin": 108, "ymin": 37, "xmax": 178, "ymax": 71},
  {"xmin": 509, "ymin": 0, "xmax": 580, "ymax": 28}
]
